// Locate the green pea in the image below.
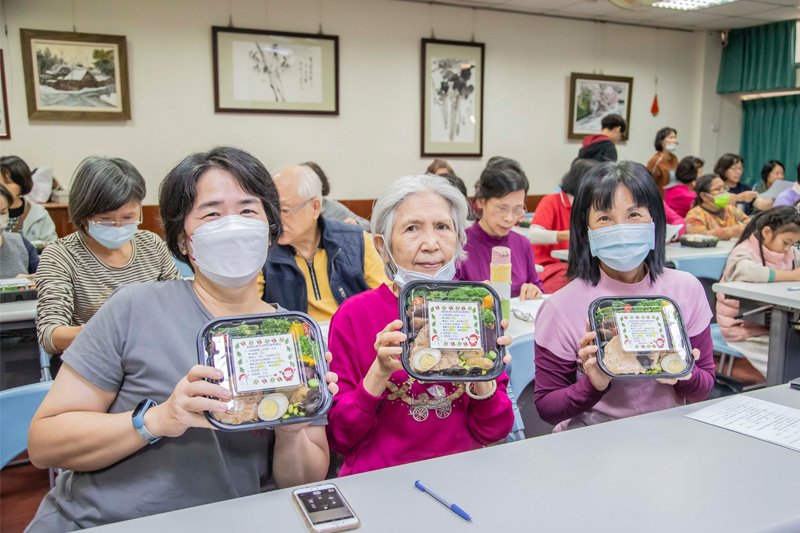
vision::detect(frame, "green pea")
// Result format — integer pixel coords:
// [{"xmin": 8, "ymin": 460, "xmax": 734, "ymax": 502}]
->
[
  {"xmin": 282, "ymin": 414, "xmax": 290, "ymax": 419},
  {"xmin": 308, "ymin": 378, "xmax": 320, "ymax": 388},
  {"xmin": 481, "ymin": 370, "xmax": 487, "ymax": 375},
  {"xmin": 486, "ymin": 351, "xmax": 497, "ymax": 361},
  {"xmin": 299, "ymin": 412, "xmax": 306, "ymax": 417}
]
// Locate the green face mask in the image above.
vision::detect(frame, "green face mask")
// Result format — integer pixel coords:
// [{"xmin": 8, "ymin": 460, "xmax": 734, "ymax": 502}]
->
[{"xmin": 712, "ymin": 193, "xmax": 730, "ymax": 208}]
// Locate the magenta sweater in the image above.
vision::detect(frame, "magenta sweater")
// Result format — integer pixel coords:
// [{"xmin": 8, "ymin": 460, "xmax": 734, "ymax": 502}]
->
[
  {"xmin": 326, "ymin": 284, "xmax": 514, "ymax": 476},
  {"xmin": 533, "ymin": 268, "xmax": 715, "ymax": 431},
  {"xmin": 456, "ymin": 222, "xmax": 544, "ymax": 297}
]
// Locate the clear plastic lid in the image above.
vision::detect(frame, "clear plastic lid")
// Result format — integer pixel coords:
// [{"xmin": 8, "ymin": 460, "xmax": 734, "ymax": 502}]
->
[
  {"xmin": 196, "ymin": 312, "xmax": 332, "ymax": 430},
  {"xmin": 679, "ymin": 234, "xmax": 719, "ymax": 247},
  {"xmin": 0, "ymin": 278, "xmax": 35, "ymax": 291},
  {"xmin": 399, "ymin": 281, "xmax": 506, "ymax": 382},
  {"xmin": 588, "ymin": 296, "xmax": 694, "ymax": 379}
]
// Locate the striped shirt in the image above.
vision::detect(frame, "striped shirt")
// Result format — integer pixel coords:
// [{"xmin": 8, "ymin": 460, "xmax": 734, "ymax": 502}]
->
[{"xmin": 36, "ymin": 230, "xmax": 181, "ymax": 353}]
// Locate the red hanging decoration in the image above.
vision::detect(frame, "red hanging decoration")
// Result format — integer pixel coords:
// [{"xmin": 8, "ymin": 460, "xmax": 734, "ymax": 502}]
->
[{"xmin": 651, "ymin": 94, "xmax": 660, "ymax": 116}]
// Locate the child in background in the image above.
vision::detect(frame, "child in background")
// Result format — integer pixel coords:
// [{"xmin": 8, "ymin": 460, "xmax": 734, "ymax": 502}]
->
[
  {"xmin": 0, "ymin": 183, "xmax": 38, "ymax": 279},
  {"xmin": 716, "ymin": 207, "xmax": 800, "ymax": 378}
]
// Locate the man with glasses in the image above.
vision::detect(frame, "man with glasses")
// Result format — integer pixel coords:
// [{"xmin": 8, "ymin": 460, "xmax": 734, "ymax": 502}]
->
[{"xmin": 260, "ymin": 165, "xmax": 388, "ymax": 322}]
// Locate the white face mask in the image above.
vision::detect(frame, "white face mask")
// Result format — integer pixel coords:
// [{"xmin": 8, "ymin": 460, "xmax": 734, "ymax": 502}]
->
[
  {"xmin": 0, "ymin": 213, "xmax": 8, "ymax": 234},
  {"xmin": 665, "ymin": 143, "xmax": 678, "ymax": 152},
  {"xmin": 188, "ymin": 215, "xmax": 271, "ymax": 288},
  {"xmin": 379, "ymin": 235, "xmax": 457, "ymax": 288}
]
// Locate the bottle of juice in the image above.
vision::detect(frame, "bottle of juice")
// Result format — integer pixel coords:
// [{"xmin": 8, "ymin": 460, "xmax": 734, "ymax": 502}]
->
[{"xmin": 490, "ymin": 246, "xmax": 511, "ymax": 320}]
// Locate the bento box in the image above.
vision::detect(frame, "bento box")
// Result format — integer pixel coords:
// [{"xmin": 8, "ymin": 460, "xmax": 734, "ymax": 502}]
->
[
  {"xmin": 588, "ymin": 296, "xmax": 694, "ymax": 379},
  {"xmin": 0, "ymin": 278, "xmax": 36, "ymax": 303},
  {"xmin": 399, "ymin": 281, "xmax": 505, "ymax": 382},
  {"xmin": 197, "ymin": 312, "xmax": 332, "ymax": 430},
  {"xmin": 679, "ymin": 234, "xmax": 719, "ymax": 248}
]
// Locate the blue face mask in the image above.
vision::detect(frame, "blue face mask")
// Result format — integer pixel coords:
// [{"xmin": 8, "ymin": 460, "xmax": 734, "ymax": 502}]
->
[
  {"xmin": 588, "ymin": 222, "xmax": 655, "ymax": 273},
  {"xmin": 379, "ymin": 235, "xmax": 457, "ymax": 288},
  {"xmin": 87, "ymin": 221, "xmax": 139, "ymax": 249}
]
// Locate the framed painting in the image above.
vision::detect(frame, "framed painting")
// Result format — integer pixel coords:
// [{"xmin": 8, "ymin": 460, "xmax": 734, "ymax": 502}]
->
[
  {"xmin": 421, "ymin": 38, "xmax": 484, "ymax": 157},
  {"xmin": 20, "ymin": 29, "xmax": 131, "ymax": 121},
  {"xmin": 0, "ymin": 51, "xmax": 10, "ymax": 139},
  {"xmin": 568, "ymin": 73, "xmax": 633, "ymax": 141},
  {"xmin": 212, "ymin": 26, "xmax": 339, "ymax": 115}
]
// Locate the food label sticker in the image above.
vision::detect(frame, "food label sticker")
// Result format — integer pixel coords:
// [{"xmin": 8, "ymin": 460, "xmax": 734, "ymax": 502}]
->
[
  {"xmin": 427, "ymin": 300, "xmax": 482, "ymax": 350},
  {"xmin": 230, "ymin": 333, "xmax": 301, "ymax": 393},
  {"xmin": 614, "ymin": 312, "xmax": 670, "ymax": 352}
]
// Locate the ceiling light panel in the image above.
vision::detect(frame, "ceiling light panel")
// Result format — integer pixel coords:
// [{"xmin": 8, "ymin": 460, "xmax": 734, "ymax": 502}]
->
[{"xmin": 652, "ymin": 0, "xmax": 741, "ymax": 10}]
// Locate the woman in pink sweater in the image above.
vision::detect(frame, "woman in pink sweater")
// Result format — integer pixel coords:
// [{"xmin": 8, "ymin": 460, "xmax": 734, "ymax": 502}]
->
[
  {"xmin": 534, "ymin": 161, "xmax": 716, "ymax": 431},
  {"xmin": 326, "ymin": 175, "xmax": 514, "ymax": 476},
  {"xmin": 716, "ymin": 207, "xmax": 800, "ymax": 377}
]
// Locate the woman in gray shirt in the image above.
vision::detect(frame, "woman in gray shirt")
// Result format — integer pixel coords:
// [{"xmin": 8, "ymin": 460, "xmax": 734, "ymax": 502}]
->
[{"xmin": 26, "ymin": 147, "xmax": 338, "ymax": 531}]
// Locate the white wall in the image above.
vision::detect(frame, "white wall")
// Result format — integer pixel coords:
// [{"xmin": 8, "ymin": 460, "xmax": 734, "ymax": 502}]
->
[{"xmin": 1, "ymin": 0, "xmax": 742, "ymax": 203}]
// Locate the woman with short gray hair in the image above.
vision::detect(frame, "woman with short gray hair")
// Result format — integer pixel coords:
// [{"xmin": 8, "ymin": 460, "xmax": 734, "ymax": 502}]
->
[
  {"xmin": 36, "ymin": 156, "xmax": 180, "ymax": 354},
  {"xmin": 326, "ymin": 174, "xmax": 514, "ymax": 476}
]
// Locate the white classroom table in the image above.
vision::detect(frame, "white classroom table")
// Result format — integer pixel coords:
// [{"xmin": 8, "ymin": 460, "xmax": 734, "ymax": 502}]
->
[
  {"xmin": 0, "ymin": 299, "xmax": 38, "ymax": 332},
  {"xmin": 91, "ymin": 384, "xmax": 800, "ymax": 533},
  {"xmin": 713, "ymin": 281, "xmax": 800, "ymax": 387},
  {"xmin": 551, "ymin": 239, "xmax": 736, "ymax": 262}
]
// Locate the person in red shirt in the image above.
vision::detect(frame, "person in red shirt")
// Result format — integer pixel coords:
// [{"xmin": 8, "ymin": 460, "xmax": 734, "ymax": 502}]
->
[{"xmin": 528, "ymin": 159, "xmax": 597, "ymax": 293}]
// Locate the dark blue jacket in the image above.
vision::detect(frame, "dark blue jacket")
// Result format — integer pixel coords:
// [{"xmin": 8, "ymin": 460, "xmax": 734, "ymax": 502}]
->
[{"xmin": 261, "ymin": 217, "xmax": 371, "ymax": 313}]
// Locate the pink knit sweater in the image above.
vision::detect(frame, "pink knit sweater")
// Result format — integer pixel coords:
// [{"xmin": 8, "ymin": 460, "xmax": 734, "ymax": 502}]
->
[{"xmin": 717, "ymin": 235, "xmax": 799, "ymax": 342}]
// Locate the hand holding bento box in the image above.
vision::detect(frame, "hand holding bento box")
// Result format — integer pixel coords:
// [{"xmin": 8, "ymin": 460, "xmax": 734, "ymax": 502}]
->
[{"xmin": 579, "ymin": 296, "xmax": 702, "ymax": 391}]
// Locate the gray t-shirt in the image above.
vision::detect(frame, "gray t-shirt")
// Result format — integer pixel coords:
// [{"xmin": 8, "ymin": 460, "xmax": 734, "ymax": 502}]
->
[{"xmin": 27, "ymin": 280, "xmax": 274, "ymax": 531}]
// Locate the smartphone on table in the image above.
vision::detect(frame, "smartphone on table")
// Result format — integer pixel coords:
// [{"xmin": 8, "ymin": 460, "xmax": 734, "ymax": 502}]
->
[{"xmin": 291, "ymin": 483, "xmax": 360, "ymax": 532}]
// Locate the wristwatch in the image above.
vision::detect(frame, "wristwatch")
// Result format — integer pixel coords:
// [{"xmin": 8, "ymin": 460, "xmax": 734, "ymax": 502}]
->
[{"xmin": 132, "ymin": 399, "xmax": 162, "ymax": 444}]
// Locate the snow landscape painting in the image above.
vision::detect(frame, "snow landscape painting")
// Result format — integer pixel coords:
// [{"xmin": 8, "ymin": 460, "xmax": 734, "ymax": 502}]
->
[{"xmin": 21, "ymin": 30, "xmax": 130, "ymax": 120}]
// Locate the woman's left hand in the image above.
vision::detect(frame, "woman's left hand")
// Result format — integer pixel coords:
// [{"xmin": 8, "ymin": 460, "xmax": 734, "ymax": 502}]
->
[
  {"xmin": 276, "ymin": 351, "xmax": 338, "ymax": 435},
  {"xmin": 494, "ymin": 318, "xmax": 513, "ymax": 364},
  {"xmin": 519, "ymin": 283, "xmax": 542, "ymax": 300},
  {"xmin": 470, "ymin": 320, "xmax": 512, "ymax": 396},
  {"xmin": 655, "ymin": 348, "xmax": 699, "ymax": 385}
]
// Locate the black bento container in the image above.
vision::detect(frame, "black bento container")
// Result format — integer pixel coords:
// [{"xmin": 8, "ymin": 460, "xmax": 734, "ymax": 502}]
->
[
  {"xmin": 197, "ymin": 312, "xmax": 332, "ymax": 430},
  {"xmin": 399, "ymin": 281, "xmax": 506, "ymax": 382},
  {"xmin": 588, "ymin": 296, "xmax": 694, "ymax": 379},
  {"xmin": 679, "ymin": 234, "xmax": 719, "ymax": 248}
]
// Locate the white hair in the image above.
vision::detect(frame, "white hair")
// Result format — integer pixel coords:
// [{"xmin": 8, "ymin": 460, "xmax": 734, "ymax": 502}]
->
[
  {"xmin": 371, "ymin": 174, "xmax": 469, "ymax": 279},
  {"xmin": 272, "ymin": 165, "xmax": 322, "ymax": 201}
]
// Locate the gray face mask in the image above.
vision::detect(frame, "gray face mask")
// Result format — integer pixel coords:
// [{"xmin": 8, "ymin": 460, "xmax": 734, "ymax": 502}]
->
[
  {"xmin": 0, "ymin": 213, "xmax": 8, "ymax": 234},
  {"xmin": 379, "ymin": 235, "xmax": 457, "ymax": 288}
]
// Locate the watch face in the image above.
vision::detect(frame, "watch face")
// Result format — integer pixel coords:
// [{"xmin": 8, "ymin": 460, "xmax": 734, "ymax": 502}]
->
[{"xmin": 133, "ymin": 399, "xmax": 150, "ymax": 418}]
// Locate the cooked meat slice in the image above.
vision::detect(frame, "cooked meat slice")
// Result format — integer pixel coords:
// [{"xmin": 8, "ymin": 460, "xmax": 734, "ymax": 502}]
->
[{"xmin": 601, "ymin": 335, "xmax": 645, "ymax": 375}]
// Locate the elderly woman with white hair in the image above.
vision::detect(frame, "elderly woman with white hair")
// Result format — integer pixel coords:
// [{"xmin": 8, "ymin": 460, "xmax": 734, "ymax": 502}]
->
[{"xmin": 326, "ymin": 175, "xmax": 514, "ymax": 476}]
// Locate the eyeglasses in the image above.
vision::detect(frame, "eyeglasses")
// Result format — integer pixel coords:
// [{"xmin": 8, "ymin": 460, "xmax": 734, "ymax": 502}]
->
[
  {"xmin": 512, "ymin": 307, "xmax": 535, "ymax": 322},
  {"xmin": 281, "ymin": 197, "xmax": 313, "ymax": 216},
  {"xmin": 91, "ymin": 218, "xmax": 141, "ymax": 228},
  {"xmin": 492, "ymin": 201, "xmax": 526, "ymax": 219}
]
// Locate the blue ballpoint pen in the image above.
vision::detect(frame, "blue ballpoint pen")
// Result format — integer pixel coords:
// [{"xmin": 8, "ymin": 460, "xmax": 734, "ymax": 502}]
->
[{"xmin": 415, "ymin": 480, "xmax": 472, "ymax": 522}]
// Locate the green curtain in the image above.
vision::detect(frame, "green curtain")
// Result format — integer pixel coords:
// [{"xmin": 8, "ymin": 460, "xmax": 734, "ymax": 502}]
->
[
  {"xmin": 740, "ymin": 94, "xmax": 800, "ymax": 187},
  {"xmin": 717, "ymin": 20, "xmax": 797, "ymax": 94}
]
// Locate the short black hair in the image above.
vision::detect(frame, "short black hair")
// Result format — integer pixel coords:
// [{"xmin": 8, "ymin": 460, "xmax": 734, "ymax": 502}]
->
[
  {"xmin": 713, "ymin": 153, "xmax": 743, "ymax": 180},
  {"xmin": 560, "ymin": 159, "xmax": 598, "ymax": 196},
  {"xmin": 796, "ymin": 161, "xmax": 800, "ymax": 181},
  {"xmin": 475, "ymin": 159, "xmax": 529, "ymax": 204},
  {"xmin": 0, "ymin": 183, "xmax": 13, "ymax": 206},
  {"xmin": 675, "ymin": 156, "xmax": 703, "ymax": 185},
  {"xmin": 159, "ymin": 147, "xmax": 283, "ymax": 268},
  {"xmin": 302, "ymin": 161, "xmax": 330, "ymax": 197},
  {"xmin": 760, "ymin": 160, "xmax": 784, "ymax": 184},
  {"xmin": 438, "ymin": 172, "xmax": 468, "ymax": 198},
  {"xmin": 692, "ymin": 173, "xmax": 722, "ymax": 207},
  {"xmin": 68, "ymin": 156, "xmax": 146, "ymax": 229},
  {"xmin": 566, "ymin": 161, "xmax": 666, "ymax": 286},
  {"xmin": 653, "ymin": 127, "xmax": 677, "ymax": 152},
  {"xmin": 0, "ymin": 156, "xmax": 33, "ymax": 196},
  {"xmin": 601, "ymin": 114, "xmax": 626, "ymax": 135}
]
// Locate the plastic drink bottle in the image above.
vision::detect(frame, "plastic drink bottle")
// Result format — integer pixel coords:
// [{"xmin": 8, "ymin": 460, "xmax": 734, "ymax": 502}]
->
[{"xmin": 490, "ymin": 246, "xmax": 511, "ymax": 320}]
